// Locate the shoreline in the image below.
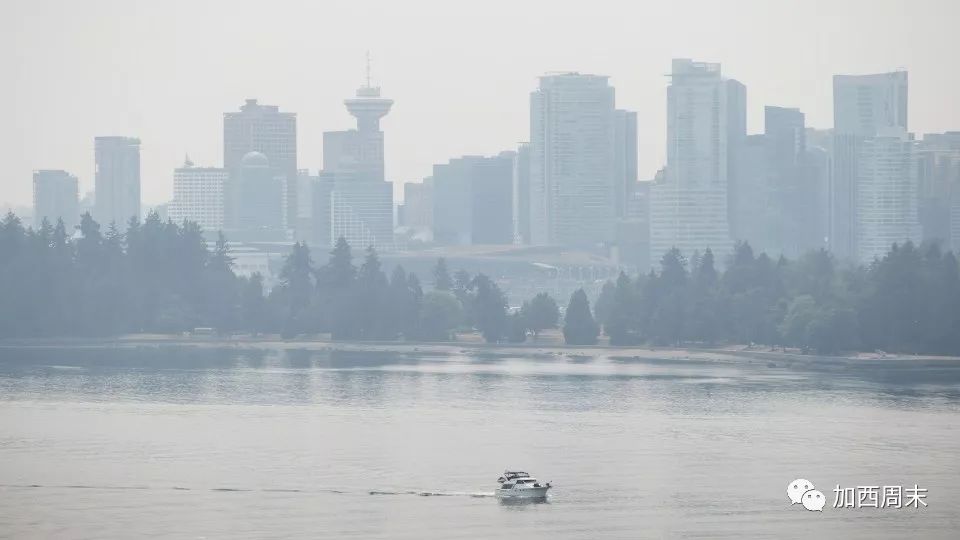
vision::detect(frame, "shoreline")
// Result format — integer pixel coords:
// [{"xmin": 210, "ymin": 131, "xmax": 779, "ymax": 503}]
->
[{"xmin": 2, "ymin": 334, "xmax": 959, "ymax": 368}]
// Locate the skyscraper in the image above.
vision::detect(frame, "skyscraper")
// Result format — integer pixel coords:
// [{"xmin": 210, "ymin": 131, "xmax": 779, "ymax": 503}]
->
[
  {"xmin": 613, "ymin": 110, "xmax": 639, "ymax": 219},
  {"xmin": 324, "ymin": 60, "xmax": 393, "ymax": 182},
  {"xmin": 730, "ymin": 134, "xmax": 771, "ymax": 250},
  {"xmin": 650, "ymin": 59, "xmax": 745, "ymax": 265},
  {"xmin": 32, "ymin": 169, "xmax": 78, "ymax": 230},
  {"xmin": 512, "ymin": 143, "xmax": 531, "ymax": 244},
  {"xmin": 330, "ymin": 180, "xmax": 393, "ymax": 251},
  {"xmin": 529, "ymin": 72, "xmax": 616, "ymax": 247},
  {"xmin": 235, "ymin": 151, "xmax": 285, "ymax": 238},
  {"xmin": 831, "ymin": 71, "xmax": 908, "ymax": 259},
  {"xmin": 169, "ymin": 158, "xmax": 227, "ymax": 232},
  {"xmin": 431, "ymin": 152, "xmax": 515, "ymax": 245},
  {"xmin": 916, "ymin": 132, "xmax": 960, "ymax": 251},
  {"xmin": 223, "ymin": 99, "xmax": 297, "ymax": 232},
  {"xmin": 319, "ymin": 65, "xmax": 395, "ymax": 251},
  {"xmin": 94, "ymin": 136, "xmax": 140, "ymax": 228},
  {"xmin": 399, "ymin": 180, "xmax": 433, "ymax": 230},
  {"xmin": 856, "ymin": 130, "xmax": 920, "ymax": 261}
]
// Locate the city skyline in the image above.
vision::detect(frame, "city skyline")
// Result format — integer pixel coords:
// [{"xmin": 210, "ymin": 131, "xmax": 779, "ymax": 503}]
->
[{"xmin": 4, "ymin": 0, "xmax": 960, "ymax": 208}]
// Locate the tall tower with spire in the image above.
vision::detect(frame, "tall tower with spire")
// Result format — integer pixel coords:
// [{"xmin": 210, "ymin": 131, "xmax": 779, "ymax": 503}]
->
[
  {"xmin": 317, "ymin": 53, "xmax": 395, "ymax": 251},
  {"xmin": 341, "ymin": 52, "xmax": 393, "ymax": 182}
]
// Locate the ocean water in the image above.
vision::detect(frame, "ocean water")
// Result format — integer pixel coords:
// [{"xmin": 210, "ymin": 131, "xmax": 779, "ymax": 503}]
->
[{"xmin": 1, "ymin": 346, "xmax": 958, "ymax": 539}]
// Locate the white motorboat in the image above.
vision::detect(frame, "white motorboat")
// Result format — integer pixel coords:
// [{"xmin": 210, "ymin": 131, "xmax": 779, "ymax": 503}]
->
[{"xmin": 495, "ymin": 470, "xmax": 551, "ymax": 499}]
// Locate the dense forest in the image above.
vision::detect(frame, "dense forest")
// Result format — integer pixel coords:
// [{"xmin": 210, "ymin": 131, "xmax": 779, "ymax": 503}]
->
[{"xmin": 1, "ymin": 211, "xmax": 959, "ymax": 355}]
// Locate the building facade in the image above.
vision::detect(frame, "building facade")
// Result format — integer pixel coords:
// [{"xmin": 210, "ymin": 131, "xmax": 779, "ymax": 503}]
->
[
  {"xmin": 235, "ymin": 151, "xmax": 286, "ymax": 240},
  {"xmin": 94, "ymin": 136, "xmax": 140, "ymax": 228},
  {"xmin": 399, "ymin": 180, "xmax": 433, "ymax": 230},
  {"xmin": 613, "ymin": 110, "xmax": 639, "ymax": 220},
  {"xmin": 830, "ymin": 71, "xmax": 908, "ymax": 259},
  {"xmin": 915, "ymin": 132, "xmax": 960, "ymax": 252},
  {"xmin": 169, "ymin": 161, "xmax": 227, "ymax": 232},
  {"xmin": 856, "ymin": 131, "xmax": 921, "ymax": 261},
  {"xmin": 529, "ymin": 72, "xmax": 617, "ymax": 247},
  {"xmin": 650, "ymin": 59, "xmax": 745, "ymax": 265},
  {"xmin": 317, "ymin": 79, "xmax": 395, "ymax": 251},
  {"xmin": 330, "ymin": 180, "xmax": 394, "ymax": 251},
  {"xmin": 32, "ymin": 169, "xmax": 79, "ymax": 230},
  {"xmin": 431, "ymin": 153, "xmax": 514, "ymax": 245},
  {"xmin": 223, "ymin": 99, "xmax": 297, "ymax": 232},
  {"xmin": 512, "ymin": 143, "xmax": 531, "ymax": 244}
]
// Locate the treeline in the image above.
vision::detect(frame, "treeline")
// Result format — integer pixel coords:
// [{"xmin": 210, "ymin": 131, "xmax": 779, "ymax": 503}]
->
[
  {"xmin": 2, "ymin": 211, "xmax": 959, "ymax": 355},
  {"xmin": 594, "ymin": 243, "xmax": 960, "ymax": 355},
  {"xmin": 0, "ymin": 211, "xmax": 560, "ymax": 342}
]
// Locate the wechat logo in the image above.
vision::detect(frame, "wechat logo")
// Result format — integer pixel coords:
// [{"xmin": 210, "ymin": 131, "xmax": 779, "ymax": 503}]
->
[{"xmin": 788, "ymin": 478, "xmax": 825, "ymax": 512}]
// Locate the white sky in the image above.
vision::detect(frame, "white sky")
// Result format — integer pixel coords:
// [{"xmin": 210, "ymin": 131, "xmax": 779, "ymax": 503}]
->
[{"xmin": 2, "ymin": 0, "xmax": 959, "ymax": 208}]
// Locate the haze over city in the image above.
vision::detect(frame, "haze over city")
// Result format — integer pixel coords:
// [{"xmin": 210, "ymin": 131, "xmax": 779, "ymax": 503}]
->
[
  {"xmin": 4, "ymin": 3, "xmax": 960, "ymax": 538},
  {"xmin": 3, "ymin": 0, "xmax": 960, "ymax": 207}
]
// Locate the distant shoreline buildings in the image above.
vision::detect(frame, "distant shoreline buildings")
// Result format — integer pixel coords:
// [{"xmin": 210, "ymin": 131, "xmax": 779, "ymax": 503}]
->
[{"xmin": 24, "ymin": 60, "xmax": 960, "ymax": 272}]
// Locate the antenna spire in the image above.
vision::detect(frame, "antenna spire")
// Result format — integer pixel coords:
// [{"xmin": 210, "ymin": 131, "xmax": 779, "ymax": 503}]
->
[{"xmin": 365, "ymin": 50, "xmax": 372, "ymax": 88}]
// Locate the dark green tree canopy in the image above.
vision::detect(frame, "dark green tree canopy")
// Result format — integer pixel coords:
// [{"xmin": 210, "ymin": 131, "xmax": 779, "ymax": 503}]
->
[{"xmin": 563, "ymin": 289, "xmax": 599, "ymax": 345}]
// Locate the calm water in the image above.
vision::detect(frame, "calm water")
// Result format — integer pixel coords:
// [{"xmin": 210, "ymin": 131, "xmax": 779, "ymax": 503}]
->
[{"xmin": 1, "ymin": 346, "xmax": 959, "ymax": 539}]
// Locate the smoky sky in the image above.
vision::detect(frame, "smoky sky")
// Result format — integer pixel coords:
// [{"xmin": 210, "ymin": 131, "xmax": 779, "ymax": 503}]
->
[{"xmin": 2, "ymin": 0, "xmax": 959, "ymax": 209}]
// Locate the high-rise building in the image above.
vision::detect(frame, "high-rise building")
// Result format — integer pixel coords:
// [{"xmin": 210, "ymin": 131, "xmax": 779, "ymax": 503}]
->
[
  {"xmin": 323, "ymin": 65, "xmax": 393, "ymax": 182},
  {"xmin": 915, "ymin": 132, "xmax": 960, "ymax": 251},
  {"xmin": 730, "ymin": 134, "xmax": 771, "ymax": 250},
  {"xmin": 223, "ymin": 99, "xmax": 297, "ymax": 232},
  {"xmin": 613, "ymin": 110, "xmax": 639, "ymax": 219},
  {"xmin": 615, "ymin": 180, "xmax": 651, "ymax": 270},
  {"xmin": 94, "ymin": 136, "xmax": 140, "ymax": 228},
  {"xmin": 650, "ymin": 59, "xmax": 745, "ymax": 265},
  {"xmin": 319, "ymin": 71, "xmax": 395, "ymax": 251},
  {"xmin": 529, "ymin": 72, "xmax": 616, "ymax": 247},
  {"xmin": 766, "ymin": 106, "xmax": 823, "ymax": 256},
  {"xmin": 295, "ymin": 169, "xmax": 316, "ymax": 242},
  {"xmin": 399, "ymin": 180, "xmax": 433, "ymax": 230},
  {"xmin": 512, "ymin": 143, "xmax": 531, "ymax": 244},
  {"xmin": 169, "ymin": 158, "xmax": 227, "ymax": 232},
  {"xmin": 32, "ymin": 169, "xmax": 79, "ymax": 230},
  {"xmin": 330, "ymin": 179, "xmax": 394, "ymax": 251},
  {"xmin": 235, "ymin": 151, "xmax": 286, "ymax": 240},
  {"xmin": 830, "ymin": 71, "xmax": 908, "ymax": 259},
  {"xmin": 856, "ymin": 130, "xmax": 921, "ymax": 261},
  {"xmin": 432, "ymin": 152, "xmax": 515, "ymax": 246},
  {"xmin": 309, "ymin": 172, "xmax": 335, "ymax": 249},
  {"xmin": 800, "ymin": 144, "xmax": 832, "ymax": 252}
]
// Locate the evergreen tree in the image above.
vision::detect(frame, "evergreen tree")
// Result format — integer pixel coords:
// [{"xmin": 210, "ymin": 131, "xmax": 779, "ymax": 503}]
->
[
  {"xmin": 648, "ymin": 248, "xmax": 688, "ymax": 344},
  {"xmin": 356, "ymin": 246, "xmax": 389, "ymax": 338},
  {"xmin": 419, "ymin": 291, "xmax": 462, "ymax": 341},
  {"xmin": 506, "ymin": 311, "xmax": 529, "ymax": 343},
  {"xmin": 433, "ymin": 258, "xmax": 453, "ymax": 290},
  {"xmin": 403, "ymin": 272, "xmax": 424, "ymax": 339},
  {"xmin": 470, "ymin": 274, "xmax": 507, "ymax": 343},
  {"xmin": 594, "ymin": 280, "xmax": 617, "ymax": 332},
  {"xmin": 241, "ymin": 273, "xmax": 268, "ymax": 334},
  {"xmin": 316, "ymin": 236, "xmax": 357, "ymax": 337},
  {"xmin": 686, "ymin": 248, "xmax": 721, "ymax": 344},
  {"xmin": 203, "ymin": 232, "xmax": 238, "ymax": 332},
  {"xmin": 524, "ymin": 292, "xmax": 559, "ymax": 337},
  {"xmin": 606, "ymin": 272, "xmax": 640, "ymax": 345},
  {"xmin": 387, "ymin": 265, "xmax": 419, "ymax": 339},
  {"xmin": 563, "ymin": 289, "xmax": 599, "ymax": 345}
]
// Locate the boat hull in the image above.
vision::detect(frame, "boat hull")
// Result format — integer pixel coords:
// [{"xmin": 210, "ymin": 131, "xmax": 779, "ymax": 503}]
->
[{"xmin": 495, "ymin": 486, "xmax": 550, "ymax": 499}]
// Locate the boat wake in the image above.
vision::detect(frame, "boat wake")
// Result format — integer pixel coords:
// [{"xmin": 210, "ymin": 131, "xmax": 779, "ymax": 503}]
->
[
  {"xmin": 0, "ymin": 483, "xmax": 494, "ymax": 498},
  {"xmin": 368, "ymin": 489, "xmax": 495, "ymax": 498}
]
